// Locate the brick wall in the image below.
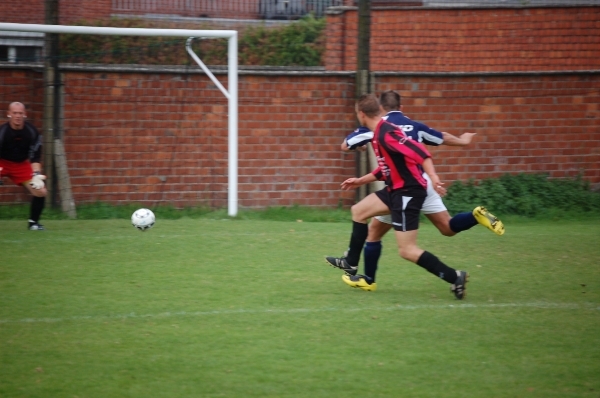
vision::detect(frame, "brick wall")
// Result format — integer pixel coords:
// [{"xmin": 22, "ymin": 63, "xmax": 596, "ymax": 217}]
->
[
  {"xmin": 60, "ymin": 0, "xmax": 112, "ymax": 24},
  {"xmin": 1, "ymin": 66, "xmax": 599, "ymax": 208},
  {"xmin": 1, "ymin": 4, "xmax": 600, "ymax": 209},
  {"xmin": 0, "ymin": 1, "xmax": 45, "ymax": 24},
  {"xmin": 0, "ymin": 69, "xmax": 44, "ymax": 121},
  {"xmin": 0, "ymin": 0, "xmax": 111, "ymax": 25},
  {"xmin": 325, "ymin": 6, "xmax": 600, "ymax": 72},
  {"xmin": 0, "ymin": 0, "xmax": 262, "ymax": 24},
  {"xmin": 373, "ymin": 73, "xmax": 600, "ymax": 183},
  {"xmin": 0, "ymin": 67, "xmax": 358, "ymax": 208}
]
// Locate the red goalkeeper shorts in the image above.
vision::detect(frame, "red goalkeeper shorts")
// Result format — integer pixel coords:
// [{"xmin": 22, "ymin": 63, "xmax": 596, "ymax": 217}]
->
[{"xmin": 0, "ymin": 159, "xmax": 34, "ymax": 186}]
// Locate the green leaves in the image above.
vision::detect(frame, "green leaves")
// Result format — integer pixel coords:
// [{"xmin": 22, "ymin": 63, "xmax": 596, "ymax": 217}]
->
[
  {"xmin": 445, "ymin": 173, "xmax": 600, "ymax": 218},
  {"xmin": 238, "ymin": 15, "xmax": 326, "ymax": 66},
  {"xmin": 58, "ymin": 16, "xmax": 326, "ymax": 67}
]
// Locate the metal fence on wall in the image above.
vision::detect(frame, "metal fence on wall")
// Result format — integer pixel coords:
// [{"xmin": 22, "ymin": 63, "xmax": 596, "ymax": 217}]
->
[
  {"xmin": 112, "ymin": 0, "xmax": 344, "ymax": 20},
  {"xmin": 110, "ymin": 0, "xmax": 600, "ymax": 21},
  {"xmin": 421, "ymin": 0, "xmax": 600, "ymax": 5},
  {"xmin": 361, "ymin": 0, "xmax": 600, "ymax": 6}
]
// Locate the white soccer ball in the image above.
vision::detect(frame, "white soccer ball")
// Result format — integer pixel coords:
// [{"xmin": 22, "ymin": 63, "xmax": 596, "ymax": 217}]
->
[{"xmin": 131, "ymin": 208, "xmax": 155, "ymax": 232}]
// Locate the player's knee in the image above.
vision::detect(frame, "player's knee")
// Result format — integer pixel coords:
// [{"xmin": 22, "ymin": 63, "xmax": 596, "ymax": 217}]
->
[
  {"xmin": 32, "ymin": 189, "xmax": 47, "ymax": 198},
  {"xmin": 427, "ymin": 219, "xmax": 455, "ymax": 237},
  {"xmin": 367, "ymin": 231, "xmax": 382, "ymax": 241},
  {"xmin": 427, "ymin": 213, "xmax": 455, "ymax": 237},
  {"xmin": 350, "ymin": 204, "xmax": 368, "ymax": 222},
  {"xmin": 368, "ymin": 223, "xmax": 389, "ymax": 241},
  {"xmin": 398, "ymin": 246, "xmax": 421, "ymax": 262},
  {"xmin": 439, "ymin": 227, "xmax": 456, "ymax": 237}
]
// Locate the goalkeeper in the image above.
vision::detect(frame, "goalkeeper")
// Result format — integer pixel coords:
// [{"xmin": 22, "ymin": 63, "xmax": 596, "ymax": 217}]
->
[{"xmin": 0, "ymin": 102, "xmax": 47, "ymax": 230}]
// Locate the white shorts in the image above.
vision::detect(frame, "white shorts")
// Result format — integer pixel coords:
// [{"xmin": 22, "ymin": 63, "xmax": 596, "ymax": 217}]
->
[{"xmin": 375, "ymin": 173, "xmax": 447, "ymax": 225}]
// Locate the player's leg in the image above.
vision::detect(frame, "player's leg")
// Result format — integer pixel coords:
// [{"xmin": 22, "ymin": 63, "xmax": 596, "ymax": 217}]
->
[
  {"xmin": 440, "ymin": 207, "xmax": 506, "ymax": 236},
  {"xmin": 328, "ymin": 215, "xmax": 393, "ymax": 276},
  {"xmin": 421, "ymin": 172, "xmax": 457, "ymax": 236},
  {"xmin": 368, "ymin": 216, "xmax": 393, "ymax": 242},
  {"xmin": 325, "ymin": 190, "xmax": 389, "ymax": 276},
  {"xmin": 18, "ymin": 162, "xmax": 47, "ymax": 231},
  {"xmin": 421, "ymin": 172, "xmax": 456, "ymax": 236},
  {"xmin": 427, "ymin": 208, "xmax": 505, "ymax": 237},
  {"xmin": 424, "ymin": 211, "xmax": 455, "ymax": 236},
  {"xmin": 342, "ymin": 191, "xmax": 421, "ymax": 292},
  {"xmin": 24, "ymin": 183, "xmax": 47, "ymax": 230},
  {"xmin": 393, "ymin": 194, "xmax": 468, "ymax": 300},
  {"xmin": 337, "ymin": 216, "xmax": 392, "ymax": 288},
  {"xmin": 394, "ymin": 229, "xmax": 469, "ymax": 300},
  {"xmin": 0, "ymin": 159, "xmax": 47, "ymax": 230},
  {"xmin": 361, "ymin": 216, "xmax": 393, "ymax": 283},
  {"xmin": 23, "ymin": 181, "xmax": 47, "ymax": 197},
  {"xmin": 422, "ymin": 172, "xmax": 504, "ymax": 236}
]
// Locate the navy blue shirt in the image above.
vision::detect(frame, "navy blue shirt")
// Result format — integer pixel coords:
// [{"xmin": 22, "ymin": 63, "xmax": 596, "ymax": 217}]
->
[{"xmin": 345, "ymin": 111, "xmax": 443, "ymax": 150}]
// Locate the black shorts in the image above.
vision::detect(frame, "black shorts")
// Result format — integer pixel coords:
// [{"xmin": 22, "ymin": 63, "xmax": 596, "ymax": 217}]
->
[{"xmin": 375, "ymin": 188, "xmax": 425, "ymax": 232}]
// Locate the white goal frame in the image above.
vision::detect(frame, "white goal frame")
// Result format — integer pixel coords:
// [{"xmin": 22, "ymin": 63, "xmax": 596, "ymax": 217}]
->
[{"xmin": 0, "ymin": 22, "xmax": 239, "ymax": 216}]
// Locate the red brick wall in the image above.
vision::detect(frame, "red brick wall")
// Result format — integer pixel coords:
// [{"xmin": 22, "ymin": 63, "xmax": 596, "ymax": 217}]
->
[
  {"xmin": 0, "ymin": 1, "xmax": 45, "ymax": 24},
  {"xmin": 1, "ymin": 4, "xmax": 600, "ymax": 209},
  {"xmin": 1, "ymin": 67, "xmax": 599, "ymax": 208},
  {"xmin": 0, "ymin": 69, "xmax": 44, "ymax": 121},
  {"xmin": 0, "ymin": 68, "xmax": 358, "ymax": 208},
  {"xmin": 60, "ymin": 0, "xmax": 112, "ymax": 24},
  {"xmin": 325, "ymin": 6, "xmax": 600, "ymax": 72},
  {"xmin": 0, "ymin": 0, "xmax": 111, "ymax": 24},
  {"xmin": 0, "ymin": 0, "xmax": 260, "ymax": 24},
  {"xmin": 374, "ymin": 73, "xmax": 600, "ymax": 182}
]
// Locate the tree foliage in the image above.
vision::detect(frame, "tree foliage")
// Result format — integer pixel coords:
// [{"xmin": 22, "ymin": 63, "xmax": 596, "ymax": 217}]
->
[{"xmin": 59, "ymin": 16, "xmax": 326, "ymax": 67}]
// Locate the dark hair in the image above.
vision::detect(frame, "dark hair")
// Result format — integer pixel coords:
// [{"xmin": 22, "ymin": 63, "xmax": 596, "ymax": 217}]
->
[
  {"xmin": 379, "ymin": 90, "xmax": 401, "ymax": 111},
  {"xmin": 356, "ymin": 94, "xmax": 381, "ymax": 117}
]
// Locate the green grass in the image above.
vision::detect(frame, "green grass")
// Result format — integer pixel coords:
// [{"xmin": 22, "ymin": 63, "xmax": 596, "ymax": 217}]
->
[
  {"xmin": 1, "ymin": 217, "xmax": 599, "ymax": 397},
  {"xmin": 0, "ymin": 203, "xmax": 353, "ymax": 223}
]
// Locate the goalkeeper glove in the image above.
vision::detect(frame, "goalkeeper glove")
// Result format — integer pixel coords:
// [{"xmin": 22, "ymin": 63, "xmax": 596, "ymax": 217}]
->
[{"xmin": 29, "ymin": 173, "xmax": 46, "ymax": 190}]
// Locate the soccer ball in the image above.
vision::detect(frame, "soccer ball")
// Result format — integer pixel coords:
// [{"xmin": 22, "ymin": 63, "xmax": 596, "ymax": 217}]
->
[{"xmin": 131, "ymin": 208, "xmax": 155, "ymax": 231}]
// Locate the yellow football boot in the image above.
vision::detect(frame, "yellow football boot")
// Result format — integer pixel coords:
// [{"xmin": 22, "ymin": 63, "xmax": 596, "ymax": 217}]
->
[
  {"xmin": 342, "ymin": 274, "xmax": 377, "ymax": 291},
  {"xmin": 473, "ymin": 206, "xmax": 505, "ymax": 236}
]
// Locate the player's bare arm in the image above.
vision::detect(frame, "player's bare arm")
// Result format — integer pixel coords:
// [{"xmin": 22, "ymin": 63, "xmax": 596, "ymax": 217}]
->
[
  {"xmin": 441, "ymin": 132, "xmax": 477, "ymax": 146},
  {"xmin": 340, "ymin": 139, "xmax": 352, "ymax": 152},
  {"xmin": 421, "ymin": 158, "xmax": 446, "ymax": 197},
  {"xmin": 341, "ymin": 173, "xmax": 377, "ymax": 190},
  {"xmin": 31, "ymin": 162, "xmax": 42, "ymax": 174}
]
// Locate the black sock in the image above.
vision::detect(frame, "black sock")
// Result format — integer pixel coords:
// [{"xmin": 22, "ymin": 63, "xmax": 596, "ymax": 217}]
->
[
  {"xmin": 346, "ymin": 221, "xmax": 368, "ymax": 267},
  {"xmin": 449, "ymin": 212, "xmax": 478, "ymax": 233},
  {"xmin": 29, "ymin": 196, "xmax": 45, "ymax": 224},
  {"xmin": 364, "ymin": 241, "xmax": 382, "ymax": 282},
  {"xmin": 416, "ymin": 251, "xmax": 457, "ymax": 284}
]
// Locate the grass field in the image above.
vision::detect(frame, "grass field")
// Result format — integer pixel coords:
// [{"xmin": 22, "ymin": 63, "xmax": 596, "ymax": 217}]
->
[{"xmin": 1, "ymin": 217, "xmax": 599, "ymax": 397}]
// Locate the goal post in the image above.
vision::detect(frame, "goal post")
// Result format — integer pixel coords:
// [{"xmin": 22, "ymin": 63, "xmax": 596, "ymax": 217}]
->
[{"xmin": 0, "ymin": 22, "xmax": 239, "ymax": 216}]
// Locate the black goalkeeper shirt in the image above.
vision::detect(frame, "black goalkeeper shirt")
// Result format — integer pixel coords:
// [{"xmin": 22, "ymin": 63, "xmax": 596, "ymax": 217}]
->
[{"xmin": 0, "ymin": 122, "xmax": 42, "ymax": 163}]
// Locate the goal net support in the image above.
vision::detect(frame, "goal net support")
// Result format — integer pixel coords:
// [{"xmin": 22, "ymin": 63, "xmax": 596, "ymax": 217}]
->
[{"xmin": 0, "ymin": 22, "xmax": 239, "ymax": 216}]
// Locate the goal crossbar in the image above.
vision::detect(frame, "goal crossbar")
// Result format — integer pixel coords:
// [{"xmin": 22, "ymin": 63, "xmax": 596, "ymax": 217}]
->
[{"xmin": 0, "ymin": 22, "xmax": 239, "ymax": 216}]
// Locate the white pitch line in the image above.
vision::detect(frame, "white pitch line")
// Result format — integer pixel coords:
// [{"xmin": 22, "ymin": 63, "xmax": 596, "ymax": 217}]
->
[{"xmin": 1, "ymin": 302, "xmax": 598, "ymax": 324}]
